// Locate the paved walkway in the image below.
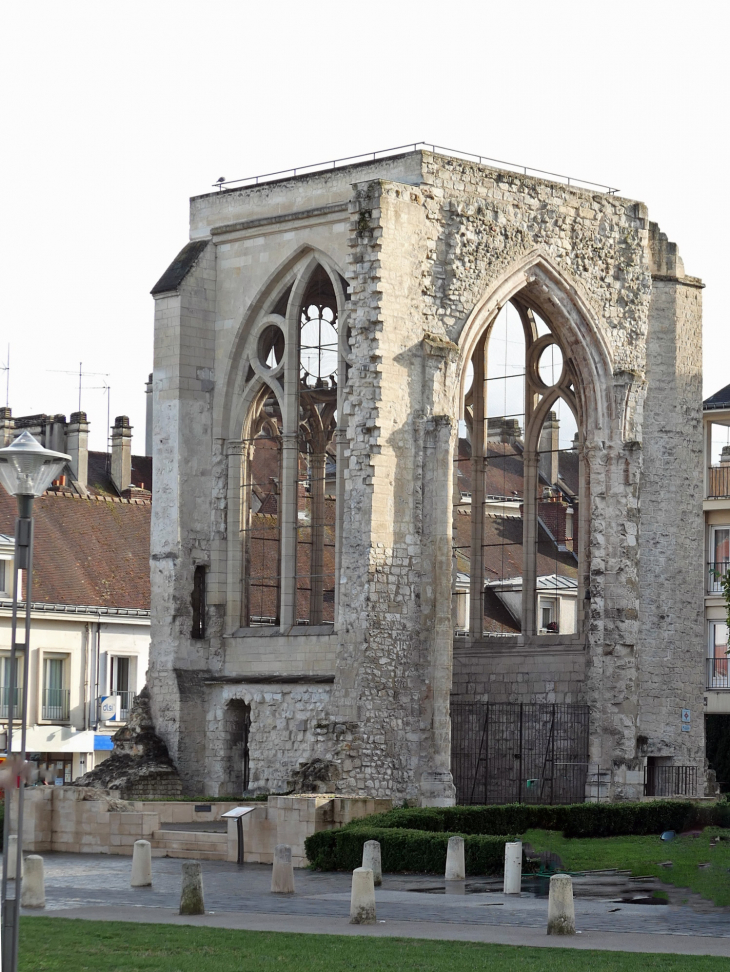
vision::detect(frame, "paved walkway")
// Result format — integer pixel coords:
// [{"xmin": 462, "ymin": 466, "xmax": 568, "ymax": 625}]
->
[{"xmin": 10, "ymin": 854, "xmax": 730, "ymax": 958}]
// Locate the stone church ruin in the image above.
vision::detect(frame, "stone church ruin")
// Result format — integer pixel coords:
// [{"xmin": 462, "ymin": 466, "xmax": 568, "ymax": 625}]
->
[{"xmin": 149, "ymin": 147, "xmax": 705, "ymax": 806}]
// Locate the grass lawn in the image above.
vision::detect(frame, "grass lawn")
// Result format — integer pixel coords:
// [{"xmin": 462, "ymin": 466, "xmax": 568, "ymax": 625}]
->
[
  {"xmin": 524, "ymin": 828, "xmax": 730, "ymax": 906},
  {"xmin": 17, "ymin": 918, "xmax": 730, "ymax": 972}
]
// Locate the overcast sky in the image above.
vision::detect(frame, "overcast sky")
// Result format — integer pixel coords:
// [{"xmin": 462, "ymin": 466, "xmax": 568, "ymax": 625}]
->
[{"xmin": 1, "ymin": 1, "xmax": 727, "ymax": 455}]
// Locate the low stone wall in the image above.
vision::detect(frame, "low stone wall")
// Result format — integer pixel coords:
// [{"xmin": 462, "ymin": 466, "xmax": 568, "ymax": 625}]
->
[{"xmin": 20, "ymin": 789, "xmax": 390, "ymax": 866}]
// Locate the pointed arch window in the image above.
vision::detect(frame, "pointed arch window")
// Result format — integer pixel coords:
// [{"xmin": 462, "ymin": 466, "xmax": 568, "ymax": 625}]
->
[
  {"xmin": 240, "ymin": 262, "xmax": 342, "ymax": 630},
  {"xmin": 453, "ymin": 299, "xmax": 583, "ymax": 639}
]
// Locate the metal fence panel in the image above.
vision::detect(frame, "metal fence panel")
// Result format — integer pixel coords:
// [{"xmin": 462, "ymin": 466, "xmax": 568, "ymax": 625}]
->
[{"xmin": 451, "ymin": 702, "xmax": 590, "ymax": 805}]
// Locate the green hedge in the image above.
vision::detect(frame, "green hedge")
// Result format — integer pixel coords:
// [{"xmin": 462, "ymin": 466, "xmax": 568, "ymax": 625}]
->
[
  {"xmin": 335, "ymin": 801, "xmax": 730, "ymax": 840},
  {"xmin": 305, "ymin": 825, "xmax": 520, "ymax": 875}
]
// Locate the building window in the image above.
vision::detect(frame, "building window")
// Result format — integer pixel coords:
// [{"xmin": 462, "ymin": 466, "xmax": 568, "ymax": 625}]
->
[
  {"xmin": 191, "ymin": 565, "xmax": 206, "ymax": 639},
  {"xmin": 453, "ymin": 299, "xmax": 582, "ymax": 639},
  {"xmin": 110, "ymin": 655, "xmax": 134, "ymax": 720},
  {"xmin": 241, "ymin": 263, "xmax": 342, "ymax": 629},
  {"xmin": 708, "ymin": 622, "xmax": 729, "ymax": 688},
  {"xmin": 0, "ymin": 654, "xmax": 22, "ymax": 719},
  {"xmin": 0, "ymin": 560, "xmax": 7, "ymax": 595},
  {"xmin": 709, "ymin": 527, "xmax": 730, "ymax": 593},
  {"xmin": 42, "ymin": 655, "xmax": 69, "ymax": 721},
  {"xmin": 242, "ymin": 388, "xmax": 283, "ymax": 626}
]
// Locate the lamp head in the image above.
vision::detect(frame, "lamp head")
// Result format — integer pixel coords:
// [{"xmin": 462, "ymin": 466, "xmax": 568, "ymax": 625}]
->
[{"xmin": 0, "ymin": 430, "xmax": 71, "ymax": 499}]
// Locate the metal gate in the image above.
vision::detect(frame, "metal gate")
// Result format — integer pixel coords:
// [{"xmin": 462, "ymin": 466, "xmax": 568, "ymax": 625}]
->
[{"xmin": 451, "ymin": 702, "xmax": 590, "ymax": 805}]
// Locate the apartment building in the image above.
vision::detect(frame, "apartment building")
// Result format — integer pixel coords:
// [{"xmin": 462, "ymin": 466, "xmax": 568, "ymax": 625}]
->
[
  {"xmin": 704, "ymin": 383, "xmax": 730, "ymax": 715},
  {"xmin": 0, "ymin": 408, "xmax": 151, "ymax": 782}
]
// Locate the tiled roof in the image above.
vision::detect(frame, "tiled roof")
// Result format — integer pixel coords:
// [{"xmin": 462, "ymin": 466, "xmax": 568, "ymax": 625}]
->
[
  {"xmin": 86, "ymin": 452, "xmax": 152, "ymax": 497},
  {"xmin": 0, "ymin": 490, "xmax": 150, "ymax": 610}
]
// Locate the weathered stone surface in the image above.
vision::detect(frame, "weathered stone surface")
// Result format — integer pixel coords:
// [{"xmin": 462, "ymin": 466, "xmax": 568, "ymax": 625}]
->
[
  {"xmin": 148, "ymin": 148, "xmax": 705, "ymax": 805},
  {"xmin": 547, "ymin": 873, "xmax": 575, "ymax": 935},
  {"xmin": 271, "ymin": 843, "xmax": 295, "ymax": 894},
  {"xmin": 21, "ymin": 855, "xmax": 45, "ymax": 908},
  {"xmin": 179, "ymin": 862, "xmax": 205, "ymax": 915},
  {"xmin": 362, "ymin": 840, "xmax": 382, "ymax": 886},
  {"xmin": 350, "ymin": 867, "xmax": 376, "ymax": 924},
  {"xmin": 445, "ymin": 836, "xmax": 465, "ymax": 881},
  {"xmin": 72, "ymin": 687, "xmax": 182, "ymax": 800},
  {"xmin": 131, "ymin": 839, "xmax": 152, "ymax": 887}
]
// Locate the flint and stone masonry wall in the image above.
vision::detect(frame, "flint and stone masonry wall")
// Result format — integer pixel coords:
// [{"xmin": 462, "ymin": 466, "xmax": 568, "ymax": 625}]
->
[{"xmin": 149, "ymin": 150, "xmax": 705, "ymax": 805}]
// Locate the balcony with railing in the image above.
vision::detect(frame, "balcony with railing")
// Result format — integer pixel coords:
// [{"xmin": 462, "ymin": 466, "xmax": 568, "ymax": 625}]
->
[
  {"xmin": 0, "ymin": 685, "xmax": 21, "ymax": 719},
  {"xmin": 118, "ymin": 690, "xmax": 135, "ymax": 721},
  {"xmin": 708, "ymin": 561, "xmax": 730, "ymax": 593},
  {"xmin": 42, "ymin": 687, "xmax": 70, "ymax": 722},
  {"xmin": 708, "ymin": 465, "xmax": 730, "ymax": 499},
  {"xmin": 707, "ymin": 657, "xmax": 730, "ymax": 689}
]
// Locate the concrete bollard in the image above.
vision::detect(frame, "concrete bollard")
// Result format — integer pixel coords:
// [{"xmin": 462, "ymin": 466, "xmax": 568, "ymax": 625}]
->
[
  {"xmin": 6, "ymin": 835, "xmax": 23, "ymax": 881},
  {"xmin": 547, "ymin": 873, "xmax": 575, "ymax": 935},
  {"xmin": 445, "ymin": 835, "xmax": 465, "ymax": 882},
  {"xmin": 131, "ymin": 839, "xmax": 152, "ymax": 887},
  {"xmin": 503, "ymin": 840, "xmax": 522, "ymax": 895},
  {"xmin": 271, "ymin": 843, "xmax": 295, "ymax": 894},
  {"xmin": 21, "ymin": 855, "xmax": 45, "ymax": 909},
  {"xmin": 179, "ymin": 862, "xmax": 205, "ymax": 915},
  {"xmin": 350, "ymin": 867, "xmax": 376, "ymax": 924},
  {"xmin": 362, "ymin": 840, "xmax": 382, "ymax": 887}
]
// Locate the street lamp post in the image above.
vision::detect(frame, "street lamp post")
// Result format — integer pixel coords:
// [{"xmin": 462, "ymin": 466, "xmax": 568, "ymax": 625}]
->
[{"xmin": 0, "ymin": 431, "xmax": 69, "ymax": 972}]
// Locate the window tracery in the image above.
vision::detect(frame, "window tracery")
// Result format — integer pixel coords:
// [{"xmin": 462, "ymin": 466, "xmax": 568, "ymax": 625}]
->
[
  {"xmin": 240, "ymin": 263, "xmax": 340, "ymax": 629},
  {"xmin": 453, "ymin": 299, "xmax": 583, "ymax": 639}
]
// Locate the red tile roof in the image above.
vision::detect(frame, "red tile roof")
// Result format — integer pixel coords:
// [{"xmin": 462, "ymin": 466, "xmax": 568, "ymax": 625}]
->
[{"xmin": 0, "ymin": 490, "xmax": 150, "ymax": 610}]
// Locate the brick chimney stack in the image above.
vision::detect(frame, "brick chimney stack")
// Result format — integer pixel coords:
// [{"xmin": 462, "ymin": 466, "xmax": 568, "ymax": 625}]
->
[
  {"xmin": 67, "ymin": 411, "xmax": 89, "ymax": 486},
  {"xmin": 111, "ymin": 416, "xmax": 132, "ymax": 494}
]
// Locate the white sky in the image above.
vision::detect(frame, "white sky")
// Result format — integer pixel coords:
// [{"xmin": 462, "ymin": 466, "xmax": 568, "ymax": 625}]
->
[{"xmin": 1, "ymin": 0, "xmax": 727, "ymax": 453}]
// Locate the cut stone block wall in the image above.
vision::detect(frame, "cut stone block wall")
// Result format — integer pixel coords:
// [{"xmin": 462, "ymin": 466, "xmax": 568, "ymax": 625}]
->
[{"xmin": 149, "ymin": 149, "xmax": 705, "ymax": 805}]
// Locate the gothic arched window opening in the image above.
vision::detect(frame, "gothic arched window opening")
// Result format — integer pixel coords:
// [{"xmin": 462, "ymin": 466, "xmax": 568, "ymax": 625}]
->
[
  {"xmin": 240, "ymin": 262, "xmax": 341, "ymax": 629},
  {"xmin": 453, "ymin": 299, "xmax": 582, "ymax": 639}
]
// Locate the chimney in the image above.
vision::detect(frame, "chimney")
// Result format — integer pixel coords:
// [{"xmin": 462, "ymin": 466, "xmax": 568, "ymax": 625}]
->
[
  {"xmin": 0, "ymin": 407, "xmax": 13, "ymax": 446},
  {"xmin": 539, "ymin": 411, "xmax": 560, "ymax": 485},
  {"xmin": 145, "ymin": 373, "xmax": 153, "ymax": 457},
  {"xmin": 67, "ymin": 411, "xmax": 90, "ymax": 486},
  {"xmin": 51, "ymin": 414, "xmax": 67, "ymax": 454},
  {"xmin": 721, "ymin": 445, "xmax": 730, "ymax": 466},
  {"xmin": 111, "ymin": 416, "xmax": 132, "ymax": 494}
]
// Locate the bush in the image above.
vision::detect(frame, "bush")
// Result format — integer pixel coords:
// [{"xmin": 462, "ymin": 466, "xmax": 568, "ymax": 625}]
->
[
  {"xmin": 331, "ymin": 801, "xmax": 730, "ymax": 840},
  {"xmin": 305, "ymin": 825, "xmax": 520, "ymax": 875}
]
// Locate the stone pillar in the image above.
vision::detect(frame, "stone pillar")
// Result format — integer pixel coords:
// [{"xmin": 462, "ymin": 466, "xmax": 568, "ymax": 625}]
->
[
  {"xmin": 349, "ymin": 867, "xmax": 376, "ymax": 924},
  {"xmin": 547, "ymin": 874, "xmax": 575, "ymax": 935},
  {"xmin": 131, "ymin": 839, "xmax": 152, "ymax": 887},
  {"xmin": 179, "ymin": 862, "xmax": 205, "ymax": 915},
  {"xmin": 21, "ymin": 855, "xmax": 45, "ymax": 908},
  {"xmin": 271, "ymin": 843, "xmax": 295, "ymax": 894},
  {"xmin": 111, "ymin": 415, "xmax": 133, "ymax": 493},
  {"xmin": 67, "ymin": 411, "xmax": 89, "ymax": 486},
  {"xmin": 444, "ymin": 836, "xmax": 465, "ymax": 881},
  {"xmin": 362, "ymin": 840, "xmax": 382, "ymax": 887},
  {"xmin": 503, "ymin": 841, "xmax": 522, "ymax": 894}
]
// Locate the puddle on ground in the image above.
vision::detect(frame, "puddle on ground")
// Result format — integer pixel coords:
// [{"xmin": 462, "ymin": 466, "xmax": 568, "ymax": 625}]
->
[{"xmin": 406, "ymin": 872, "xmax": 667, "ymax": 904}]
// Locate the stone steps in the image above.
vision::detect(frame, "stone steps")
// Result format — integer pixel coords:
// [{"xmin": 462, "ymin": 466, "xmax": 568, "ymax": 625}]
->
[{"xmin": 151, "ymin": 829, "xmax": 228, "ymax": 861}]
